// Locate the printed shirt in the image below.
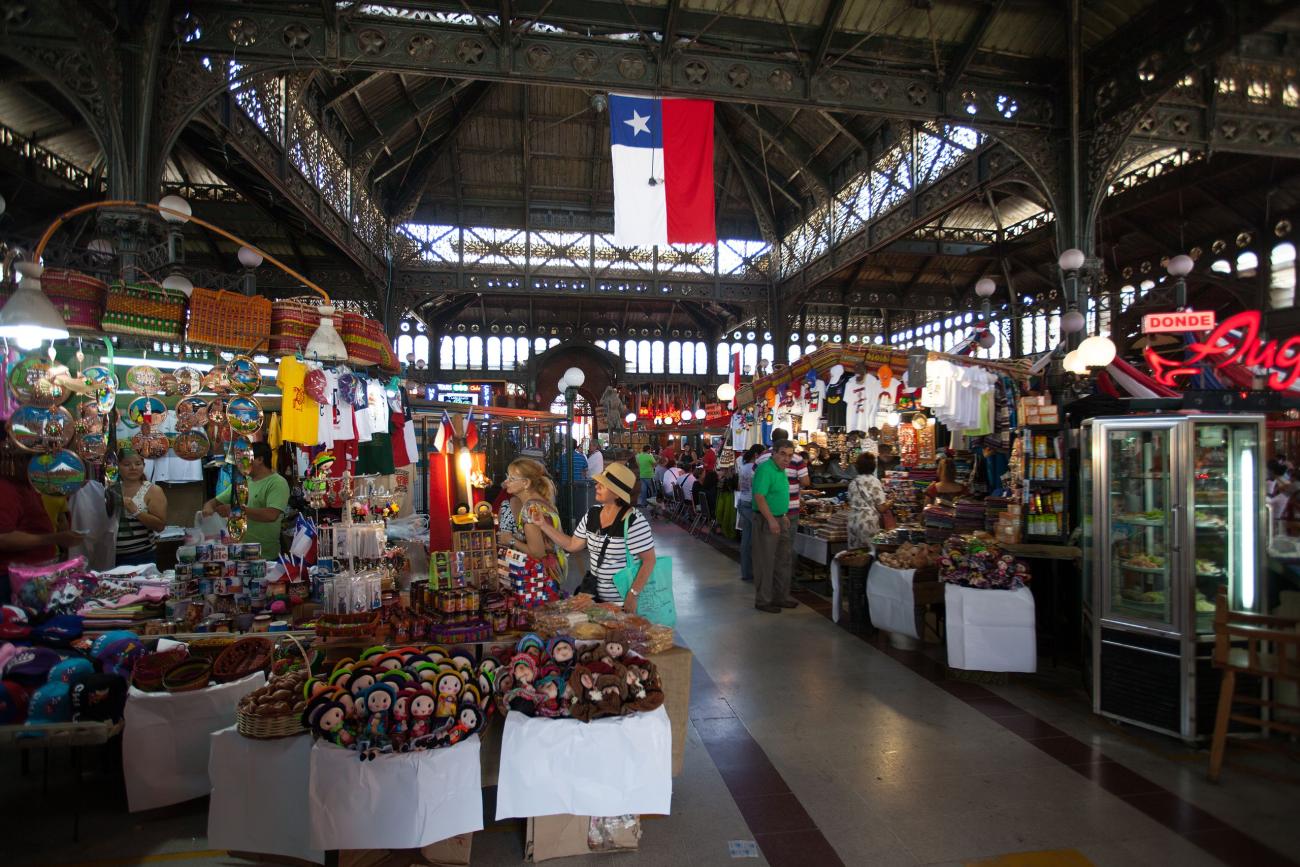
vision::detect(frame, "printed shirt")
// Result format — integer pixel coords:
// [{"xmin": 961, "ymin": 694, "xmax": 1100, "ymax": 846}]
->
[{"xmin": 276, "ymin": 357, "xmax": 320, "ymax": 446}]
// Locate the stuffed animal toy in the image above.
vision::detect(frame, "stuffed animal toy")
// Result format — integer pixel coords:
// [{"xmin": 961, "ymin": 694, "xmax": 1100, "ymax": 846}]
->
[
  {"xmin": 534, "ymin": 673, "xmax": 566, "ymax": 718},
  {"xmin": 306, "ymin": 696, "xmax": 354, "ymax": 748},
  {"xmin": 432, "ymin": 699, "xmax": 484, "ymax": 747},
  {"xmin": 626, "ymin": 663, "xmax": 665, "ymax": 713},
  {"xmin": 594, "ymin": 670, "xmax": 628, "ymax": 718},
  {"xmin": 390, "ymin": 692, "xmax": 411, "ymax": 752},
  {"xmin": 567, "ymin": 665, "xmax": 601, "ymax": 723}
]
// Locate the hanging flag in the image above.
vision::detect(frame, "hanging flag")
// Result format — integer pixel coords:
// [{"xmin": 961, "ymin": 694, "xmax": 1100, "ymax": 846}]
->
[
  {"xmin": 609, "ymin": 94, "xmax": 715, "ymax": 247},
  {"xmin": 464, "ymin": 407, "xmax": 479, "ymax": 451},
  {"xmin": 432, "ymin": 409, "xmax": 454, "ymax": 454},
  {"xmin": 290, "ymin": 514, "xmax": 318, "ymax": 560}
]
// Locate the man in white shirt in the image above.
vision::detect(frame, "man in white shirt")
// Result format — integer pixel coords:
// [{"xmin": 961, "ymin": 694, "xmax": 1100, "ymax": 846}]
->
[{"xmin": 586, "ymin": 442, "xmax": 605, "ymax": 480}]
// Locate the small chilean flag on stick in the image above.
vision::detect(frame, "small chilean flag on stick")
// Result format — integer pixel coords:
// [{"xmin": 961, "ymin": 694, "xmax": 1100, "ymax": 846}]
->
[{"xmin": 610, "ymin": 94, "xmax": 715, "ymax": 247}]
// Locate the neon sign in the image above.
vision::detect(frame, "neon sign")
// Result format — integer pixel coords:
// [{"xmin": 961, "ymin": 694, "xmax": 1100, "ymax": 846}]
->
[{"xmin": 1144, "ymin": 310, "xmax": 1300, "ymax": 391}]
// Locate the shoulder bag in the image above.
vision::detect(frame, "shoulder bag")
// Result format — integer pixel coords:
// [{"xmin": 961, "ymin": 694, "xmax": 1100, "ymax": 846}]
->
[
  {"xmin": 611, "ymin": 512, "xmax": 676, "ymax": 627},
  {"xmin": 577, "ymin": 504, "xmax": 626, "ymax": 597}
]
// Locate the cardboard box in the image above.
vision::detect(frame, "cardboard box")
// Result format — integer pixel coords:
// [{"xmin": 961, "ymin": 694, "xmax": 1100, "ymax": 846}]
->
[
  {"xmin": 525, "ymin": 815, "xmax": 640, "ymax": 862},
  {"xmin": 337, "ymin": 833, "xmax": 472, "ymax": 867}
]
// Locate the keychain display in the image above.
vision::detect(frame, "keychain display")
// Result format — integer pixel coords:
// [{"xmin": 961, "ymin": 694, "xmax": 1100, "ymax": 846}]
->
[
  {"xmin": 8, "ymin": 405, "xmax": 75, "ymax": 453},
  {"xmin": 28, "ymin": 449, "xmax": 87, "ymax": 496}
]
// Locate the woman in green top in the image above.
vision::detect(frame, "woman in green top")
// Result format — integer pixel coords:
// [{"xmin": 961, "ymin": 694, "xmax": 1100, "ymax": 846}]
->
[{"xmin": 203, "ymin": 442, "xmax": 291, "ymax": 557}]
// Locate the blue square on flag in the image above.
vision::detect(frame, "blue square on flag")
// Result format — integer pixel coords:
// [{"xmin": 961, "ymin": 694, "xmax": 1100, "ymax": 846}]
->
[{"xmin": 608, "ymin": 94, "xmax": 715, "ymax": 247}]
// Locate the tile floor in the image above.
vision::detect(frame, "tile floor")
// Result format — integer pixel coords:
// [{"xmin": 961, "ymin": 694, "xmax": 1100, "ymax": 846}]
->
[{"xmin": 3, "ymin": 520, "xmax": 1298, "ymax": 866}]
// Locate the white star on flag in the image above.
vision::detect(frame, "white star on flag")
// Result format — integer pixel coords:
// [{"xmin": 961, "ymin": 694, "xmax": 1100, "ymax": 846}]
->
[{"xmin": 624, "ymin": 110, "xmax": 651, "ymax": 136}]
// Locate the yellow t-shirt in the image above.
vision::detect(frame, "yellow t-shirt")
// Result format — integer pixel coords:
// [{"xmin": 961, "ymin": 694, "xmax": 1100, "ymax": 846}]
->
[{"xmin": 276, "ymin": 357, "xmax": 320, "ymax": 445}]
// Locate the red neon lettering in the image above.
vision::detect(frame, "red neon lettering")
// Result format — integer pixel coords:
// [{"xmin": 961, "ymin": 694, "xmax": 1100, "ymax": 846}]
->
[{"xmin": 1153, "ymin": 309, "xmax": 1297, "ymax": 392}]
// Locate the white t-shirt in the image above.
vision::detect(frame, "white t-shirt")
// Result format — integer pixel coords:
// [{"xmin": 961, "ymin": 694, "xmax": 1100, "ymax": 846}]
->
[
  {"xmin": 365, "ymin": 380, "xmax": 389, "ymax": 434},
  {"xmin": 845, "ymin": 374, "xmax": 880, "ymax": 433},
  {"xmin": 800, "ymin": 379, "xmax": 826, "ymax": 433},
  {"xmin": 586, "ymin": 450, "xmax": 605, "ymax": 480}
]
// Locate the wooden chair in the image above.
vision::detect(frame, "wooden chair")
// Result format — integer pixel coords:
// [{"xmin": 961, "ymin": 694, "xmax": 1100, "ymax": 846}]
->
[{"xmin": 1208, "ymin": 588, "xmax": 1300, "ymax": 781}]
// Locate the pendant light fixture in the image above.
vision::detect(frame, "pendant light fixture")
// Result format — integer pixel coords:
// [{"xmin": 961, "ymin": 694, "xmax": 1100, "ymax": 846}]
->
[{"xmin": 0, "ymin": 262, "xmax": 70, "ymax": 349}]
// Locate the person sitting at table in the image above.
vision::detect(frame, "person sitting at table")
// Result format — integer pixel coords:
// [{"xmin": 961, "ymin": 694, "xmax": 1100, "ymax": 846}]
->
[{"xmin": 925, "ymin": 456, "xmax": 968, "ymax": 505}]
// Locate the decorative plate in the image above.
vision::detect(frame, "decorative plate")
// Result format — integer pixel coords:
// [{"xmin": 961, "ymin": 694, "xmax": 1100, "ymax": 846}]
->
[
  {"xmin": 74, "ymin": 432, "xmax": 108, "ymax": 463},
  {"xmin": 227, "ymin": 356, "xmax": 261, "ymax": 395},
  {"xmin": 28, "ymin": 450, "xmax": 87, "ymax": 496},
  {"xmin": 79, "ymin": 365, "xmax": 118, "ymax": 414},
  {"xmin": 226, "ymin": 395, "xmax": 263, "ymax": 435},
  {"xmin": 173, "ymin": 366, "xmax": 204, "ymax": 396},
  {"xmin": 123, "ymin": 396, "xmax": 166, "ymax": 428},
  {"xmin": 125, "ymin": 365, "xmax": 163, "ymax": 396},
  {"xmin": 175, "ymin": 397, "xmax": 208, "ymax": 431},
  {"xmin": 231, "ymin": 437, "xmax": 253, "ymax": 475},
  {"xmin": 173, "ymin": 429, "xmax": 210, "ymax": 461},
  {"xmin": 8, "ymin": 356, "xmax": 69, "ymax": 408},
  {"xmin": 130, "ymin": 430, "xmax": 169, "ymax": 459},
  {"xmin": 8, "ymin": 406, "xmax": 75, "ymax": 453},
  {"xmin": 202, "ymin": 367, "xmax": 232, "ymax": 394},
  {"xmin": 206, "ymin": 397, "xmax": 227, "ymax": 427}
]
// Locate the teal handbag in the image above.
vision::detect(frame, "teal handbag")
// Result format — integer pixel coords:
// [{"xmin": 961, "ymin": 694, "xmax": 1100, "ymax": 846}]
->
[{"xmin": 611, "ymin": 514, "xmax": 676, "ymax": 627}]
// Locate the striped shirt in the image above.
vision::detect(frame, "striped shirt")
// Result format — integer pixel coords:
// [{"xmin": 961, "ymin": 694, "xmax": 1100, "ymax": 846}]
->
[
  {"xmin": 116, "ymin": 482, "xmax": 156, "ymax": 558},
  {"xmin": 574, "ymin": 506, "xmax": 654, "ymax": 603},
  {"xmin": 556, "ymin": 451, "xmax": 588, "ymax": 483}
]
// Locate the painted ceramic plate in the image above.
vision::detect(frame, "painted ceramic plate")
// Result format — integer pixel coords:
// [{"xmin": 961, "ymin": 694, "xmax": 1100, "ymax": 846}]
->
[
  {"xmin": 130, "ymin": 431, "xmax": 169, "ymax": 459},
  {"xmin": 227, "ymin": 356, "xmax": 261, "ymax": 395},
  {"xmin": 226, "ymin": 395, "xmax": 263, "ymax": 435},
  {"xmin": 75, "ymin": 402, "xmax": 104, "ymax": 435},
  {"xmin": 28, "ymin": 449, "xmax": 86, "ymax": 497},
  {"xmin": 175, "ymin": 397, "xmax": 208, "ymax": 431},
  {"xmin": 202, "ymin": 367, "xmax": 232, "ymax": 394},
  {"xmin": 125, "ymin": 365, "xmax": 163, "ymax": 396},
  {"xmin": 173, "ymin": 366, "xmax": 204, "ymax": 396},
  {"xmin": 230, "ymin": 437, "xmax": 253, "ymax": 475},
  {"xmin": 206, "ymin": 396, "xmax": 227, "ymax": 427},
  {"xmin": 173, "ymin": 429, "xmax": 210, "ymax": 461},
  {"xmin": 74, "ymin": 432, "xmax": 108, "ymax": 462},
  {"xmin": 8, "ymin": 356, "xmax": 69, "ymax": 408},
  {"xmin": 80, "ymin": 365, "xmax": 118, "ymax": 414},
  {"xmin": 124, "ymin": 396, "xmax": 166, "ymax": 429},
  {"xmin": 8, "ymin": 405, "xmax": 74, "ymax": 453}
]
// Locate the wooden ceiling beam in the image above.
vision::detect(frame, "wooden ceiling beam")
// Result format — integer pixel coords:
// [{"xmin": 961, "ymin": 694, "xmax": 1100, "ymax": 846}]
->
[
  {"xmin": 321, "ymin": 72, "xmax": 384, "ymax": 112},
  {"xmin": 388, "ymin": 81, "xmax": 496, "ymax": 221},
  {"xmin": 714, "ymin": 116, "xmax": 779, "ymax": 242}
]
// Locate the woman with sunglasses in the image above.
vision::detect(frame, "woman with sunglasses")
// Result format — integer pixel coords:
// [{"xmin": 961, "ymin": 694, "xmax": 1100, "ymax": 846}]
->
[
  {"xmin": 540, "ymin": 463, "xmax": 656, "ymax": 613},
  {"xmin": 501, "ymin": 458, "xmax": 567, "ymax": 589}
]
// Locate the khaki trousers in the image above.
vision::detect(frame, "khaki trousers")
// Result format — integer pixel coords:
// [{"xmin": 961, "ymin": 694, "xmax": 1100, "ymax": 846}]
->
[{"xmin": 752, "ymin": 514, "xmax": 793, "ymax": 607}]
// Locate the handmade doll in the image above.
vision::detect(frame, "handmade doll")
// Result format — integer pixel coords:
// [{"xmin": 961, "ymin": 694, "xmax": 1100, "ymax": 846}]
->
[
  {"xmin": 626, "ymin": 664, "xmax": 665, "ymax": 712},
  {"xmin": 507, "ymin": 653, "xmax": 537, "ymax": 688},
  {"xmin": 309, "ymin": 699, "xmax": 354, "ymax": 748},
  {"xmin": 433, "ymin": 701, "xmax": 483, "ymax": 747},
  {"xmin": 534, "ymin": 673, "xmax": 566, "ymax": 718},
  {"xmin": 358, "ymin": 683, "xmax": 397, "ymax": 760},
  {"xmin": 593, "ymin": 671, "xmax": 628, "ymax": 719},
  {"xmin": 516, "ymin": 633, "xmax": 545, "ymax": 659},
  {"xmin": 449, "ymin": 651, "xmax": 476, "ymax": 674},
  {"xmin": 409, "ymin": 692, "xmax": 436, "ymax": 743},
  {"xmin": 567, "ymin": 665, "xmax": 601, "ymax": 723},
  {"xmin": 478, "ymin": 657, "xmax": 499, "ymax": 682},
  {"xmin": 434, "ymin": 671, "xmax": 465, "ymax": 718},
  {"xmin": 546, "ymin": 636, "xmax": 577, "ymax": 671},
  {"xmin": 390, "ymin": 692, "xmax": 411, "ymax": 752}
]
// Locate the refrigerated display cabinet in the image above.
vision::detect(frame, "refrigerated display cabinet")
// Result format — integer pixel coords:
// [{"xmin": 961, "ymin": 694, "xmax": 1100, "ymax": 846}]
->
[{"xmin": 1081, "ymin": 415, "xmax": 1265, "ymax": 742}]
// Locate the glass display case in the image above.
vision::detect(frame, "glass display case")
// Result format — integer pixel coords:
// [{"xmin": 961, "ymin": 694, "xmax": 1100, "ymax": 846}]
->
[{"xmin": 1082, "ymin": 415, "xmax": 1265, "ymax": 742}]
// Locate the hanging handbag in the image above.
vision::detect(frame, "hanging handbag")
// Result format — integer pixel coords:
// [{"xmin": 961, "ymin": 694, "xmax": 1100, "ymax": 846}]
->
[{"xmin": 611, "ymin": 513, "xmax": 676, "ymax": 627}]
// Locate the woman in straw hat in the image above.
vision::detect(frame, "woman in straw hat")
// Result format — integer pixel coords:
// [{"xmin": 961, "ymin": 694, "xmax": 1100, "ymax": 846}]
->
[{"xmin": 540, "ymin": 462, "xmax": 657, "ymax": 612}]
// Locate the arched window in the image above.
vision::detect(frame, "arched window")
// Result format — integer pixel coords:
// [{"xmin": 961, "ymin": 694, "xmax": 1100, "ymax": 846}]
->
[
  {"xmin": 453, "ymin": 336, "xmax": 469, "ymax": 368},
  {"xmin": 502, "ymin": 336, "xmax": 516, "ymax": 370},
  {"xmin": 607, "ymin": 338, "xmax": 619, "ymax": 358},
  {"xmin": 1237, "ymin": 250, "xmax": 1259, "ymax": 278},
  {"xmin": 396, "ymin": 334, "xmax": 414, "ymax": 360},
  {"xmin": 547, "ymin": 338, "xmax": 560, "ymax": 349},
  {"xmin": 414, "ymin": 335, "xmax": 429, "ymax": 364},
  {"xmin": 668, "ymin": 341, "xmax": 682, "ymax": 374},
  {"xmin": 486, "ymin": 337, "xmax": 502, "ymax": 370},
  {"xmin": 1271, "ymin": 242, "xmax": 1296, "ymax": 309},
  {"xmin": 624, "ymin": 340, "xmax": 637, "ymax": 373},
  {"xmin": 695, "ymin": 342, "xmax": 707, "ymax": 375},
  {"xmin": 805, "ymin": 343, "xmax": 816, "ymax": 357},
  {"xmin": 535, "ymin": 337, "xmax": 548, "ymax": 354},
  {"xmin": 638, "ymin": 339, "xmax": 651, "ymax": 373},
  {"xmin": 761, "ymin": 343, "xmax": 774, "ymax": 367},
  {"xmin": 743, "ymin": 342, "xmax": 758, "ymax": 374},
  {"xmin": 469, "ymin": 336, "xmax": 483, "ymax": 368},
  {"xmin": 788, "ymin": 344, "xmax": 801, "ymax": 363},
  {"xmin": 594, "ymin": 340, "xmax": 606, "ymax": 351},
  {"xmin": 439, "ymin": 336, "xmax": 453, "ymax": 369},
  {"xmin": 516, "ymin": 337, "xmax": 530, "ymax": 365},
  {"xmin": 716, "ymin": 343, "xmax": 730, "ymax": 376},
  {"xmin": 1210, "ymin": 259, "xmax": 1232, "ymax": 275}
]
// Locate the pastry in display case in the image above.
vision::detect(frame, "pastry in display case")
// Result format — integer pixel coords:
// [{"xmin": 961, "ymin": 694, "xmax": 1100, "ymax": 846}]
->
[{"xmin": 1081, "ymin": 415, "xmax": 1264, "ymax": 742}]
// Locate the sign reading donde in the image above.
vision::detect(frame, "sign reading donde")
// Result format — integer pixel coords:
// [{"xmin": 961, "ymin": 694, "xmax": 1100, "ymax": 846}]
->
[{"xmin": 1142, "ymin": 310, "xmax": 1217, "ymax": 334}]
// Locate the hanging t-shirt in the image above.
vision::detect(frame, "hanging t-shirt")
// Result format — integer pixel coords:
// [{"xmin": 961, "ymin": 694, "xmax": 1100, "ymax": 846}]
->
[
  {"xmin": 365, "ymin": 380, "xmax": 390, "ymax": 435},
  {"xmin": 358, "ymin": 432, "xmax": 396, "ymax": 476},
  {"xmin": 845, "ymin": 374, "xmax": 880, "ymax": 434},
  {"xmin": 276, "ymin": 356, "xmax": 320, "ymax": 445},
  {"xmin": 800, "ymin": 379, "xmax": 826, "ymax": 433}
]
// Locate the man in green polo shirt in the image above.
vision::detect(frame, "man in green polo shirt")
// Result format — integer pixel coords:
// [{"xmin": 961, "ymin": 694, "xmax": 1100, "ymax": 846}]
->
[
  {"xmin": 635, "ymin": 445, "xmax": 656, "ymax": 507},
  {"xmin": 203, "ymin": 442, "xmax": 291, "ymax": 558},
  {"xmin": 751, "ymin": 440, "xmax": 797, "ymax": 613}
]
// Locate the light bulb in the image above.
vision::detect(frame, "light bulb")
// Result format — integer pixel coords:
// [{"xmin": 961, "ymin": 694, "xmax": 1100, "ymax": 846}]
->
[
  {"xmin": 1063, "ymin": 349, "xmax": 1086, "ymax": 374},
  {"xmin": 1166, "ymin": 254, "xmax": 1194, "ymax": 277},
  {"xmin": 716, "ymin": 383, "xmax": 735, "ymax": 401},
  {"xmin": 158, "ymin": 194, "xmax": 191, "ymax": 224},
  {"xmin": 975, "ymin": 277, "xmax": 996, "ymax": 297},
  {"xmin": 681, "ymin": 409, "xmax": 693, "ymax": 421},
  {"xmin": 563, "ymin": 366, "xmax": 585, "ymax": 388},
  {"xmin": 162, "ymin": 274, "xmax": 193, "ymax": 296},
  {"xmin": 1058, "ymin": 248, "xmax": 1086, "ymax": 271},
  {"xmin": 237, "ymin": 246, "xmax": 264, "ymax": 268},
  {"xmin": 15, "ymin": 331, "xmax": 43, "ymax": 350},
  {"xmin": 624, "ymin": 412, "xmax": 636, "ymax": 424},
  {"xmin": 1060, "ymin": 309, "xmax": 1086, "ymax": 333},
  {"xmin": 1078, "ymin": 334, "xmax": 1117, "ymax": 368}
]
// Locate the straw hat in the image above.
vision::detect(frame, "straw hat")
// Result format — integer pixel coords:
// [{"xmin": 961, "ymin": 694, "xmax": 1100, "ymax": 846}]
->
[{"xmin": 591, "ymin": 462, "xmax": 638, "ymax": 504}]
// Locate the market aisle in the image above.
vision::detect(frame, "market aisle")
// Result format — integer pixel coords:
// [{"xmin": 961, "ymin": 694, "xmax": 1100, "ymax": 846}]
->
[{"xmin": 652, "ymin": 520, "xmax": 1255, "ymax": 867}]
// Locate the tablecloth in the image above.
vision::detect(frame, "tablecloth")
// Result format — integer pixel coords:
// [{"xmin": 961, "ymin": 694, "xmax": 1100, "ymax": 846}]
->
[
  {"xmin": 867, "ymin": 562, "xmax": 921, "ymax": 639},
  {"xmin": 495, "ymin": 706, "xmax": 672, "ymax": 820},
  {"xmin": 945, "ymin": 583, "xmax": 1037, "ymax": 673},
  {"xmin": 309, "ymin": 736, "xmax": 483, "ymax": 851},
  {"xmin": 207, "ymin": 726, "xmax": 322, "ymax": 864},
  {"xmin": 715, "ymin": 491, "xmax": 737, "ymax": 540},
  {"xmin": 124, "ymin": 672, "xmax": 266, "ymax": 812}
]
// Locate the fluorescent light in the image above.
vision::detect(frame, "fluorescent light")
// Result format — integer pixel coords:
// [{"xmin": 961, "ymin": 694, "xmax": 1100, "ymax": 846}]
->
[
  {"xmin": 1240, "ymin": 446, "xmax": 1256, "ymax": 610},
  {"xmin": 102, "ymin": 356, "xmax": 278, "ymax": 378}
]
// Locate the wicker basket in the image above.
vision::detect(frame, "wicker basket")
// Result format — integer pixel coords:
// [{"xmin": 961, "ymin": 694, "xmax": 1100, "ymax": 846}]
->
[
  {"xmin": 103, "ymin": 280, "xmax": 187, "ymax": 340},
  {"xmin": 270, "ymin": 299, "xmax": 320, "ymax": 355},
  {"xmin": 212, "ymin": 635, "xmax": 274, "ymax": 683},
  {"xmin": 236, "ymin": 633, "xmax": 312, "ymax": 739},
  {"xmin": 131, "ymin": 648, "xmax": 189, "ymax": 692},
  {"xmin": 42, "ymin": 268, "xmax": 108, "ymax": 333},
  {"xmin": 186, "ymin": 287, "xmax": 272, "ymax": 352},
  {"xmin": 188, "ymin": 635, "xmax": 237, "ymax": 661},
  {"xmin": 162, "ymin": 658, "xmax": 212, "ymax": 693}
]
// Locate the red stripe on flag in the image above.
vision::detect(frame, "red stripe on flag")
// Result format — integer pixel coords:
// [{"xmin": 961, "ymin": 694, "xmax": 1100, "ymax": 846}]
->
[{"xmin": 662, "ymin": 99, "xmax": 716, "ymax": 245}]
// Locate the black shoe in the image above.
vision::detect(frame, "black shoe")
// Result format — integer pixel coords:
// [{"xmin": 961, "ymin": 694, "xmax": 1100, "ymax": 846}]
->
[
  {"xmin": 776, "ymin": 600, "xmax": 798, "ymax": 609},
  {"xmin": 754, "ymin": 603, "xmax": 781, "ymax": 613}
]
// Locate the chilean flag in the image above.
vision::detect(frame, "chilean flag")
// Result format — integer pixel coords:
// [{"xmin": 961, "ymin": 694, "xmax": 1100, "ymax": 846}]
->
[
  {"xmin": 432, "ymin": 409, "xmax": 454, "ymax": 454},
  {"xmin": 609, "ymin": 94, "xmax": 715, "ymax": 247}
]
